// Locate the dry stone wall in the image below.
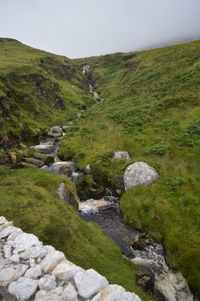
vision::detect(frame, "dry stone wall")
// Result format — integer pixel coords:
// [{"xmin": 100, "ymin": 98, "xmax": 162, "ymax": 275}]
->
[{"xmin": 0, "ymin": 216, "xmax": 142, "ymax": 301}]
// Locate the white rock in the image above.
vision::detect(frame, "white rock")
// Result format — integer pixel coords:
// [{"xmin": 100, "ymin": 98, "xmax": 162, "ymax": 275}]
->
[
  {"xmin": 91, "ymin": 284, "xmax": 125, "ymax": 300},
  {"xmin": 0, "ymin": 216, "xmax": 8, "ymax": 225},
  {"xmin": 91, "ymin": 285, "xmax": 142, "ymax": 301},
  {"xmin": 4, "ymin": 241, "xmax": 12, "ymax": 258},
  {"xmin": 0, "ymin": 264, "xmax": 28, "ymax": 287},
  {"xmin": 0, "ymin": 226, "xmax": 19, "ymax": 239},
  {"xmin": 124, "ymin": 162, "xmax": 159, "ymax": 191},
  {"xmin": 113, "ymin": 151, "xmax": 131, "ymax": 161},
  {"xmin": 63, "ymin": 283, "xmax": 78, "ymax": 301},
  {"xmin": 25, "ymin": 266, "xmax": 42, "ymax": 279},
  {"xmin": 48, "ymin": 126, "xmax": 63, "ymax": 138},
  {"xmin": 51, "ymin": 286, "xmax": 64, "ymax": 295},
  {"xmin": 9, "ymin": 253, "xmax": 20, "ymax": 263},
  {"xmin": 13, "ymin": 232, "xmax": 42, "ymax": 252},
  {"xmin": 8, "ymin": 277, "xmax": 38, "ymax": 301},
  {"xmin": 40, "ymin": 250, "xmax": 65, "ymax": 273},
  {"xmin": 0, "ymin": 221, "xmax": 13, "ymax": 231},
  {"xmin": 8, "ymin": 228, "xmax": 23, "ymax": 241},
  {"xmin": 74, "ymin": 269, "xmax": 109, "ymax": 299},
  {"xmin": 35, "ymin": 290, "xmax": 64, "ymax": 301},
  {"xmin": 52, "ymin": 260, "xmax": 83, "ymax": 281},
  {"xmin": 23, "ymin": 246, "xmax": 48, "ymax": 259},
  {"xmin": 39, "ymin": 275, "xmax": 56, "ymax": 291}
]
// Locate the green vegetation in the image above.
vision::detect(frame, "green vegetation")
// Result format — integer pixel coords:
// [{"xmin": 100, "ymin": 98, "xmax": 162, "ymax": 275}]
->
[
  {"xmin": 1, "ymin": 38, "xmax": 200, "ymax": 292},
  {"xmin": 60, "ymin": 41, "xmax": 200, "ymax": 287},
  {"xmin": 0, "ymin": 38, "xmax": 93, "ymax": 147},
  {"xmin": 0, "ymin": 167, "xmax": 151, "ymax": 300}
]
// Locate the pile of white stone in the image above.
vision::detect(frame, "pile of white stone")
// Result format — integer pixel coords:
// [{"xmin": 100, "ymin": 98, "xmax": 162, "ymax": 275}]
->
[{"xmin": 0, "ymin": 216, "xmax": 142, "ymax": 301}]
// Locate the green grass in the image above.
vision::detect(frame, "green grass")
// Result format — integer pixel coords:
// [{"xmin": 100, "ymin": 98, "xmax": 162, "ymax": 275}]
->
[
  {"xmin": 0, "ymin": 166, "xmax": 151, "ymax": 300},
  {"xmin": 0, "ymin": 38, "xmax": 93, "ymax": 147},
  {"xmin": 59, "ymin": 40, "xmax": 200, "ymax": 287}
]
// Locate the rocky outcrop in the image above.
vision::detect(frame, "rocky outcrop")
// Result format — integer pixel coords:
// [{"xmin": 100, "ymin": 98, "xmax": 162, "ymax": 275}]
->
[
  {"xmin": 124, "ymin": 162, "xmax": 159, "ymax": 191},
  {"xmin": 0, "ymin": 216, "xmax": 142, "ymax": 301},
  {"xmin": 57, "ymin": 183, "xmax": 79, "ymax": 210}
]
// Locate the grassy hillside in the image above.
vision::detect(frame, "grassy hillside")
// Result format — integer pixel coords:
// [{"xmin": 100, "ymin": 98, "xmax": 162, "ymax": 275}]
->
[
  {"xmin": 0, "ymin": 38, "xmax": 93, "ymax": 148},
  {"xmin": 59, "ymin": 41, "xmax": 200, "ymax": 287},
  {"xmin": 0, "ymin": 167, "xmax": 151, "ymax": 300}
]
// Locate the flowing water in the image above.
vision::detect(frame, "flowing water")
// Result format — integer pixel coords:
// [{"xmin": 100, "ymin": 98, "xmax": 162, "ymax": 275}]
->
[{"xmin": 27, "ymin": 67, "xmax": 196, "ymax": 300}]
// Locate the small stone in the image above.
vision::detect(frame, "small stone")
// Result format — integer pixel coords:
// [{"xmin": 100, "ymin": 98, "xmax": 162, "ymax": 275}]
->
[
  {"xmin": 0, "ymin": 216, "xmax": 8, "ymax": 225},
  {"xmin": 39, "ymin": 274, "xmax": 56, "ymax": 291},
  {"xmin": 63, "ymin": 283, "xmax": 78, "ymax": 301},
  {"xmin": 25, "ymin": 266, "xmax": 42, "ymax": 279},
  {"xmin": 40, "ymin": 250, "xmax": 65, "ymax": 273},
  {"xmin": 74, "ymin": 269, "xmax": 108, "ymax": 299},
  {"xmin": 0, "ymin": 221, "xmax": 13, "ymax": 231},
  {"xmin": 113, "ymin": 151, "xmax": 131, "ymax": 161},
  {"xmin": 23, "ymin": 246, "xmax": 48, "ymax": 259},
  {"xmin": 0, "ymin": 264, "xmax": 28, "ymax": 287},
  {"xmin": 8, "ymin": 229, "xmax": 23, "ymax": 241},
  {"xmin": 8, "ymin": 277, "xmax": 38, "ymax": 301},
  {"xmin": 0, "ymin": 226, "xmax": 19, "ymax": 239},
  {"xmin": 52, "ymin": 260, "xmax": 83, "ymax": 281},
  {"xmin": 91, "ymin": 285, "xmax": 141, "ymax": 301},
  {"xmin": 35, "ymin": 290, "xmax": 64, "ymax": 301},
  {"xmin": 13, "ymin": 232, "xmax": 42, "ymax": 252}
]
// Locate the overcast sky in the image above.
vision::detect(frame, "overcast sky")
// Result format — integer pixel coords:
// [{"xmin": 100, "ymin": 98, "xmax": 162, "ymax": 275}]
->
[{"xmin": 0, "ymin": 0, "xmax": 200, "ymax": 58}]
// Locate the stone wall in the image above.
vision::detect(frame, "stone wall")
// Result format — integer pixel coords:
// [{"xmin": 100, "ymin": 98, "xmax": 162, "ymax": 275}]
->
[{"xmin": 0, "ymin": 216, "xmax": 142, "ymax": 301}]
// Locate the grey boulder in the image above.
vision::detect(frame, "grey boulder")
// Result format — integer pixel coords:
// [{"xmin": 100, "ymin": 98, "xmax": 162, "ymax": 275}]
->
[{"xmin": 124, "ymin": 162, "xmax": 159, "ymax": 191}]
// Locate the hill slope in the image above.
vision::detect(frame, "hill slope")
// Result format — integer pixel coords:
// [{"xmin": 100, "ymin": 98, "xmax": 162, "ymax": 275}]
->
[
  {"xmin": 0, "ymin": 38, "xmax": 93, "ymax": 148},
  {"xmin": 59, "ymin": 41, "xmax": 200, "ymax": 288},
  {"xmin": 0, "ymin": 38, "xmax": 200, "ymax": 295}
]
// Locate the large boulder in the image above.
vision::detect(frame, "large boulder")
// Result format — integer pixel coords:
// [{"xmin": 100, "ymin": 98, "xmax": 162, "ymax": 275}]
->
[{"xmin": 124, "ymin": 162, "xmax": 159, "ymax": 191}]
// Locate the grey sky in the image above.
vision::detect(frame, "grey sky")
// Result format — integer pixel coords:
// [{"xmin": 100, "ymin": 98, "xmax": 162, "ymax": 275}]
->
[{"xmin": 0, "ymin": 0, "xmax": 200, "ymax": 58}]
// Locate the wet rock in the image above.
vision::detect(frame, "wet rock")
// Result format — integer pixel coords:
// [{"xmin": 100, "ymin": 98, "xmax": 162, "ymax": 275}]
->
[
  {"xmin": 58, "ymin": 183, "xmax": 79, "ymax": 210},
  {"xmin": 48, "ymin": 126, "xmax": 63, "ymax": 138},
  {"xmin": 52, "ymin": 260, "xmax": 83, "ymax": 281},
  {"xmin": 124, "ymin": 162, "xmax": 159, "ymax": 191},
  {"xmin": 113, "ymin": 151, "xmax": 131, "ymax": 161},
  {"xmin": 33, "ymin": 152, "xmax": 54, "ymax": 164},
  {"xmin": 8, "ymin": 277, "xmax": 38, "ymax": 301},
  {"xmin": 79, "ymin": 198, "xmax": 114, "ymax": 214},
  {"xmin": 40, "ymin": 250, "xmax": 65, "ymax": 273},
  {"xmin": 74, "ymin": 268, "xmax": 108, "ymax": 299},
  {"xmin": 23, "ymin": 157, "xmax": 44, "ymax": 167},
  {"xmin": 42, "ymin": 161, "xmax": 74, "ymax": 177}
]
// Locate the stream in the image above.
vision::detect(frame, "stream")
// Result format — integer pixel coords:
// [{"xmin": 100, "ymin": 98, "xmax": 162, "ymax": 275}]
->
[{"xmin": 28, "ymin": 66, "xmax": 195, "ymax": 301}]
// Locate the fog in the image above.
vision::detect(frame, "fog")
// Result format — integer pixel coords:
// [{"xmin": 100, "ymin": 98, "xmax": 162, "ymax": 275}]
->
[{"xmin": 0, "ymin": 0, "xmax": 199, "ymax": 58}]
